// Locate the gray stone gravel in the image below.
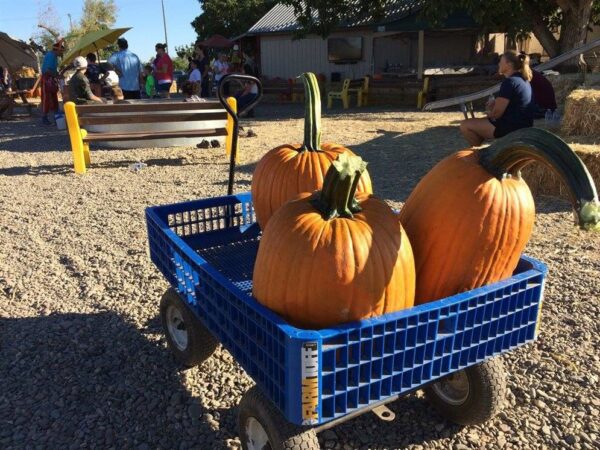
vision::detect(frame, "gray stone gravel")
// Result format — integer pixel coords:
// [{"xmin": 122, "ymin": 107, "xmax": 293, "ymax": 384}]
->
[{"xmin": 1, "ymin": 105, "xmax": 599, "ymax": 449}]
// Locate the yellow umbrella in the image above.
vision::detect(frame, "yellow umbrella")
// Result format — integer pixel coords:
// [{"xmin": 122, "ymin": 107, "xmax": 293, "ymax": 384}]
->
[{"xmin": 61, "ymin": 27, "xmax": 131, "ymax": 67}]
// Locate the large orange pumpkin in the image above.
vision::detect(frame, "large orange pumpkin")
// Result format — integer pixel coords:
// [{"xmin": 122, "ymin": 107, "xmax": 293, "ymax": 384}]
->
[
  {"xmin": 253, "ymin": 153, "xmax": 415, "ymax": 329},
  {"xmin": 251, "ymin": 72, "xmax": 372, "ymax": 230},
  {"xmin": 399, "ymin": 128, "xmax": 599, "ymax": 304}
]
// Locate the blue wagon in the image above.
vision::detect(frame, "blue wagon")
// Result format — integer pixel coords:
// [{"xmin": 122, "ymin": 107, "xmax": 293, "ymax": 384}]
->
[
  {"xmin": 146, "ymin": 191, "xmax": 547, "ymax": 450},
  {"xmin": 145, "ymin": 75, "xmax": 547, "ymax": 449}
]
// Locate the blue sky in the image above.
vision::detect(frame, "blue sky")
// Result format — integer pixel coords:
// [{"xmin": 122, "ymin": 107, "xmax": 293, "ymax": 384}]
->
[{"xmin": 0, "ymin": 0, "xmax": 200, "ymax": 61}]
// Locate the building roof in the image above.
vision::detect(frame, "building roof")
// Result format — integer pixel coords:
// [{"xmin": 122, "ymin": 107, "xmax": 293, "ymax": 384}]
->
[{"xmin": 247, "ymin": 0, "xmax": 425, "ymax": 35}]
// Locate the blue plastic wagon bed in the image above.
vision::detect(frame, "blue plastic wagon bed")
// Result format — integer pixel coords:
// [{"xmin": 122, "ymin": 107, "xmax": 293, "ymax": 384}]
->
[{"xmin": 146, "ymin": 192, "xmax": 546, "ymax": 436}]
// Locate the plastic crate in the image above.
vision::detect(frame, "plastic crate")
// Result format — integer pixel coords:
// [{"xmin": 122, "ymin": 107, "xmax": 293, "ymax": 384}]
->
[{"xmin": 146, "ymin": 192, "xmax": 547, "ymax": 426}]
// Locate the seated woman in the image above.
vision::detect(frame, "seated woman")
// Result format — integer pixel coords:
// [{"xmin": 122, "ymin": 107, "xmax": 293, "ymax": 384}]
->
[
  {"xmin": 460, "ymin": 51, "xmax": 534, "ymax": 146},
  {"xmin": 530, "ymin": 69, "xmax": 557, "ymax": 118},
  {"xmin": 235, "ymin": 65, "xmax": 259, "ymax": 117}
]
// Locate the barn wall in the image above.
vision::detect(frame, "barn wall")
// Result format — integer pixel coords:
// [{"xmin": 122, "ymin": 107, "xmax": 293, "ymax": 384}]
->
[{"xmin": 259, "ymin": 32, "xmax": 373, "ymax": 80}]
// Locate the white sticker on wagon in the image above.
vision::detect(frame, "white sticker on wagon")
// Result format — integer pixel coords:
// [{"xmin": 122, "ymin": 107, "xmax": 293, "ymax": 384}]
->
[
  {"xmin": 301, "ymin": 342, "xmax": 319, "ymax": 424},
  {"xmin": 535, "ymin": 280, "xmax": 546, "ymax": 338}
]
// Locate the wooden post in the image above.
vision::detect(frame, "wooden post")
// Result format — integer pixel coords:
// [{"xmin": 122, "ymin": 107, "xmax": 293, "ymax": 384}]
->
[
  {"xmin": 417, "ymin": 30, "xmax": 425, "ymax": 80},
  {"xmin": 225, "ymin": 97, "xmax": 238, "ymax": 163}
]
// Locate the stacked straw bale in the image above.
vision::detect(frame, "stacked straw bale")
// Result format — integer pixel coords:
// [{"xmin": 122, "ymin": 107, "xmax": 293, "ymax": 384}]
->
[
  {"xmin": 561, "ymin": 89, "xmax": 600, "ymax": 136},
  {"xmin": 546, "ymin": 73, "xmax": 600, "ymax": 109}
]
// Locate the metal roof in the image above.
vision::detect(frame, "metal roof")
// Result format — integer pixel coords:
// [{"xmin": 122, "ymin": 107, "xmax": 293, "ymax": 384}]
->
[{"xmin": 247, "ymin": 0, "xmax": 424, "ymax": 35}]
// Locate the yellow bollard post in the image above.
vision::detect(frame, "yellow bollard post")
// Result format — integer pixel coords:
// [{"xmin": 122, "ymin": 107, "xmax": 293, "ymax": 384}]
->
[
  {"xmin": 63, "ymin": 102, "xmax": 87, "ymax": 174},
  {"xmin": 80, "ymin": 129, "xmax": 91, "ymax": 166},
  {"xmin": 225, "ymin": 97, "xmax": 238, "ymax": 163}
]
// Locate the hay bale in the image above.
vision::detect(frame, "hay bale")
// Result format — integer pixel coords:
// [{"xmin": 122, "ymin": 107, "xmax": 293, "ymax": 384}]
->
[
  {"xmin": 521, "ymin": 145, "xmax": 600, "ymax": 199},
  {"xmin": 562, "ymin": 89, "xmax": 600, "ymax": 136},
  {"xmin": 546, "ymin": 73, "xmax": 600, "ymax": 109}
]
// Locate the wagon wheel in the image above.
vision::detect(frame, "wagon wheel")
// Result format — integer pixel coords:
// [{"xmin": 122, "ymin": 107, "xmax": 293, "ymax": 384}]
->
[
  {"xmin": 160, "ymin": 288, "xmax": 218, "ymax": 368},
  {"xmin": 424, "ymin": 357, "xmax": 506, "ymax": 425},
  {"xmin": 238, "ymin": 386, "xmax": 319, "ymax": 450}
]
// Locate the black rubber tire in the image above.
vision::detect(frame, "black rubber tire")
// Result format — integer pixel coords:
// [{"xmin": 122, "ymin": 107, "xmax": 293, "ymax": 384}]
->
[
  {"xmin": 424, "ymin": 357, "xmax": 506, "ymax": 425},
  {"xmin": 160, "ymin": 288, "xmax": 218, "ymax": 368},
  {"xmin": 238, "ymin": 386, "xmax": 320, "ymax": 450}
]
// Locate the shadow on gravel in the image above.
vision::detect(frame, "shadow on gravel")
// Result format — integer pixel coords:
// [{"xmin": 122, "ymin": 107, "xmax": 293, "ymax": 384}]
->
[
  {"xmin": 329, "ymin": 393, "xmax": 464, "ymax": 448},
  {"xmin": 0, "ymin": 312, "xmax": 235, "ymax": 448},
  {"xmin": 0, "ymin": 158, "xmax": 195, "ymax": 177},
  {"xmin": 0, "ymin": 121, "xmax": 68, "ymax": 153}
]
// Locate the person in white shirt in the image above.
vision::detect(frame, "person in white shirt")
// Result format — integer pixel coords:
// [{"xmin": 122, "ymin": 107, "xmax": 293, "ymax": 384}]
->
[
  {"xmin": 235, "ymin": 64, "xmax": 259, "ymax": 117},
  {"xmin": 212, "ymin": 53, "xmax": 229, "ymax": 83},
  {"xmin": 213, "ymin": 53, "xmax": 230, "ymax": 95},
  {"xmin": 189, "ymin": 60, "xmax": 201, "ymax": 83}
]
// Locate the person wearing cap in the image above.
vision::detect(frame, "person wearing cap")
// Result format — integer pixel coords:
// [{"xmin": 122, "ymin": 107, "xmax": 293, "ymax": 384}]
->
[
  {"xmin": 153, "ymin": 43, "xmax": 174, "ymax": 98},
  {"xmin": 40, "ymin": 40, "xmax": 64, "ymax": 125},
  {"xmin": 108, "ymin": 38, "xmax": 142, "ymax": 99},
  {"xmin": 68, "ymin": 56, "xmax": 105, "ymax": 105}
]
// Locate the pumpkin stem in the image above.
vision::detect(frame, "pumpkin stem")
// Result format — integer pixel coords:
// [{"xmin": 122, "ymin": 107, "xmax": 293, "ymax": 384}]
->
[
  {"xmin": 300, "ymin": 72, "xmax": 322, "ymax": 152},
  {"xmin": 311, "ymin": 153, "xmax": 367, "ymax": 220},
  {"xmin": 479, "ymin": 128, "xmax": 599, "ymax": 230}
]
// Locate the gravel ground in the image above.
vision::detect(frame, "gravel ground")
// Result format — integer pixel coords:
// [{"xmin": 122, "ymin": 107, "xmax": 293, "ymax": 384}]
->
[{"xmin": 0, "ymin": 104, "xmax": 599, "ymax": 449}]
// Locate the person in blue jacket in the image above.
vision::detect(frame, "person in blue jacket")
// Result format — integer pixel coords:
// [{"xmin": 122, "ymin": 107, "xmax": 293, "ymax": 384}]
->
[{"xmin": 460, "ymin": 50, "xmax": 535, "ymax": 146}]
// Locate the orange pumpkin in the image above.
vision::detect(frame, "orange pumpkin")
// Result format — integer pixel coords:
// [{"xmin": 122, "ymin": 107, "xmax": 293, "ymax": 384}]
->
[
  {"xmin": 253, "ymin": 153, "xmax": 415, "ymax": 329},
  {"xmin": 399, "ymin": 128, "xmax": 599, "ymax": 304},
  {"xmin": 251, "ymin": 72, "xmax": 372, "ymax": 230}
]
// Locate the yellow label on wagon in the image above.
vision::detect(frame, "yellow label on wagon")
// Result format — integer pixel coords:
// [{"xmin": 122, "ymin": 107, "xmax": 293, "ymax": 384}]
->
[{"xmin": 301, "ymin": 342, "xmax": 319, "ymax": 424}]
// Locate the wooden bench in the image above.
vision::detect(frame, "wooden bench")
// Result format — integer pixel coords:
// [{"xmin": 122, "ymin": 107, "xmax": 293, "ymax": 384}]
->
[
  {"xmin": 260, "ymin": 78, "xmax": 293, "ymax": 102},
  {"xmin": 64, "ymin": 100, "xmax": 237, "ymax": 174}
]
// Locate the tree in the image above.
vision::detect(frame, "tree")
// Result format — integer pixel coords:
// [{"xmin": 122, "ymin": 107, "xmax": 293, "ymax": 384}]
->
[
  {"xmin": 281, "ymin": 0, "xmax": 600, "ymax": 57},
  {"xmin": 192, "ymin": 0, "xmax": 277, "ymax": 40},
  {"xmin": 422, "ymin": 0, "xmax": 600, "ymax": 59},
  {"xmin": 34, "ymin": 1, "xmax": 65, "ymax": 50},
  {"xmin": 32, "ymin": 0, "xmax": 118, "ymax": 54},
  {"xmin": 67, "ymin": 0, "xmax": 118, "ymax": 59},
  {"xmin": 73, "ymin": 0, "xmax": 118, "ymax": 36},
  {"xmin": 173, "ymin": 44, "xmax": 195, "ymax": 71}
]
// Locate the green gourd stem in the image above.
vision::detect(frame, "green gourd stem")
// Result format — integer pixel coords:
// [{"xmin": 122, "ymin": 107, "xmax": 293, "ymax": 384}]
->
[
  {"xmin": 311, "ymin": 153, "xmax": 367, "ymax": 220},
  {"xmin": 300, "ymin": 72, "xmax": 322, "ymax": 151},
  {"xmin": 479, "ymin": 127, "xmax": 600, "ymax": 230}
]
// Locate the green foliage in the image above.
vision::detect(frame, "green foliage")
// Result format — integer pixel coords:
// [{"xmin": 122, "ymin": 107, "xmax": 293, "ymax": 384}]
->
[
  {"xmin": 171, "ymin": 43, "xmax": 197, "ymax": 71},
  {"xmin": 74, "ymin": 0, "xmax": 118, "ymax": 35},
  {"xmin": 282, "ymin": 0, "xmax": 598, "ymax": 53},
  {"xmin": 67, "ymin": 0, "xmax": 118, "ymax": 59},
  {"xmin": 34, "ymin": 0, "xmax": 118, "ymax": 57},
  {"xmin": 192, "ymin": 0, "xmax": 277, "ymax": 40},
  {"xmin": 172, "ymin": 44, "xmax": 195, "ymax": 71},
  {"xmin": 175, "ymin": 44, "xmax": 195, "ymax": 60},
  {"xmin": 34, "ymin": 1, "xmax": 64, "ymax": 51},
  {"xmin": 280, "ymin": 0, "xmax": 387, "ymax": 38}
]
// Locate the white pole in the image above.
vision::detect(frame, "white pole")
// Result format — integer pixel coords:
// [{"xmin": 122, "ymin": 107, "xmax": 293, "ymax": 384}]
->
[{"xmin": 161, "ymin": 0, "xmax": 169, "ymax": 51}]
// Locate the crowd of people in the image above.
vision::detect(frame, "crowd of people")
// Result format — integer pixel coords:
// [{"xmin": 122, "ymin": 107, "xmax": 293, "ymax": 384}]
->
[
  {"xmin": 30, "ymin": 37, "xmax": 259, "ymax": 125},
  {"xmin": 6, "ymin": 36, "xmax": 556, "ymax": 142}
]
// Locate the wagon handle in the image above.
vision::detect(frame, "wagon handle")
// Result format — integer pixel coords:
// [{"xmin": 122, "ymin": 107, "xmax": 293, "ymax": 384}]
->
[{"xmin": 217, "ymin": 74, "xmax": 263, "ymax": 196}]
